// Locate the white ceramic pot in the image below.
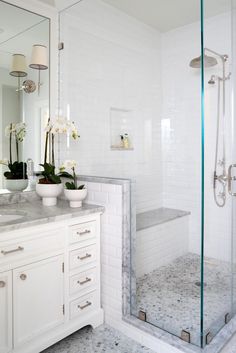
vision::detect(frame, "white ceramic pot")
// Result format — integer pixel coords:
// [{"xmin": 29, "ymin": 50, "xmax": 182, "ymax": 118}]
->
[
  {"xmin": 5, "ymin": 179, "xmax": 28, "ymax": 192},
  {"xmin": 64, "ymin": 188, "xmax": 87, "ymax": 208},
  {"xmin": 36, "ymin": 183, "xmax": 63, "ymax": 206}
]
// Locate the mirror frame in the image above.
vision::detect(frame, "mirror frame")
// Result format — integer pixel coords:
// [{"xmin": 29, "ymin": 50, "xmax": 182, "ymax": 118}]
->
[{"xmin": 0, "ymin": 0, "xmax": 58, "ymax": 194}]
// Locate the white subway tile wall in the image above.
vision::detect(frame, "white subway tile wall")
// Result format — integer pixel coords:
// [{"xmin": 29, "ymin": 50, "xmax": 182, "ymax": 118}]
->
[
  {"xmin": 136, "ymin": 216, "xmax": 189, "ymax": 277},
  {"xmin": 60, "ymin": 0, "xmax": 233, "ymax": 351},
  {"xmin": 59, "ymin": 0, "xmax": 163, "ymax": 214}
]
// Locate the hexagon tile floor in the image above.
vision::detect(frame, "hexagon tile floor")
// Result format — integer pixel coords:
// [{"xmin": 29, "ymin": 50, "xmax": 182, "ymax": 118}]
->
[{"xmin": 41, "ymin": 325, "xmax": 154, "ymax": 353}]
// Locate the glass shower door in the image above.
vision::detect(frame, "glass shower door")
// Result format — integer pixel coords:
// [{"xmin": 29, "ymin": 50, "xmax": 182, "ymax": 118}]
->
[{"xmin": 202, "ymin": 0, "xmax": 236, "ymax": 347}]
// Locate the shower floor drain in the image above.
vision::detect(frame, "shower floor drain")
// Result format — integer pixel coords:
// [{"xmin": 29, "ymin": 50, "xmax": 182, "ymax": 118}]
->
[{"xmin": 195, "ymin": 281, "xmax": 207, "ymax": 288}]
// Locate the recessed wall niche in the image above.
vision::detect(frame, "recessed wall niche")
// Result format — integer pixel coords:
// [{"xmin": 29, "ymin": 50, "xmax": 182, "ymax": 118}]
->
[{"xmin": 110, "ymin": 107, "xmax": 134, "ymax": 150}]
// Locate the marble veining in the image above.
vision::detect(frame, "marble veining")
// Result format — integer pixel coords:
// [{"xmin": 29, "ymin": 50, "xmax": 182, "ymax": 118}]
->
[
  {"xmin": 0, "ymin": 199, "xmax": 104, "ymax": 233},
  {"xmin": 42, "ymin": 324, "xmax": 154, "ymax": 353},
  {"xmin": 136, "ymin": 207, "xmax": 190, "ymax": 231}
]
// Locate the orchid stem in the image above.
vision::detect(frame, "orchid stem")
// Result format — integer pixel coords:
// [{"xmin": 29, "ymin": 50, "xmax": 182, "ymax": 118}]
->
[
  {"xmin": 73, "ymin": 167, "xmax": 77, "ymax": 189},
  {"xmin": 52, "ymin": 133, "xmax": 55, "ymax": 166},
  {"xmin": 44, "ymin": 131, "xmax": 49, "ymax": 164},
  {"xmin": 9, "ymin": 123, "xmax": 12, "ymax": 165}
]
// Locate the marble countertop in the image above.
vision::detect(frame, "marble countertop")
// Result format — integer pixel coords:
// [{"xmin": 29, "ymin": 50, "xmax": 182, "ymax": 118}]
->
[{"xmin": 0, "ymin": 200, "xmax": 104, "ymax": 234}]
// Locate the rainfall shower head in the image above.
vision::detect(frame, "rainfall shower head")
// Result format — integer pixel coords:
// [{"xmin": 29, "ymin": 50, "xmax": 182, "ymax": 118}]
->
[{"xmin": 189, "ymin": 54, "xmax": 218, "ymax": 68}]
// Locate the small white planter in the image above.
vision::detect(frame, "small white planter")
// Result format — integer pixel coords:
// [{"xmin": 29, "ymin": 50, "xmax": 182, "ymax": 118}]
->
[
  {"xmin": 36, "ymin": 183, "xmax": 63, "ymax": 206},
  {"xmin": 64, "ymin": 188, "xmax": 87, "ymax": 208},
  {"xmin": 5, "ymin": 179, "xmax": 28, "ymax": 192}
]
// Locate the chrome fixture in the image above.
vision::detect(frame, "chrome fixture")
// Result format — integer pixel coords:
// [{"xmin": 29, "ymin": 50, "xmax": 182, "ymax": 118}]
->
[
  {"xmin": 210, "ymin": 48, "xmax": 230, "ymax": 207},
  {"xmin": 190, "ymin": 48, "xmax": 231, "ymax": 207},
  {"xmin": 189, "ymin": 54, "xmax": 217, "ymax": 68},
  {"xmin": 208, "ymin": 75, "xmax": 216, "ymax": 85}
]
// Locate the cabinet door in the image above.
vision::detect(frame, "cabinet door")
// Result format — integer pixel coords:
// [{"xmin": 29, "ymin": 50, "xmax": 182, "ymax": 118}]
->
[
  {"xmin": 13, "ymin": 255, "xmax": 64, "ymax": 347},
  {"xmin": 0, "ymin": 271, "xmax": 12, "ymax": 353}
]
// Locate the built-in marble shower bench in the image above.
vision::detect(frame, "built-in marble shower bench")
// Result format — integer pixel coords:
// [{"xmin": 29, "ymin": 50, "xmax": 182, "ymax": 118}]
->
[{"xmin": 136, "ymin": 207, "xmax": 190, "ymax": 277}]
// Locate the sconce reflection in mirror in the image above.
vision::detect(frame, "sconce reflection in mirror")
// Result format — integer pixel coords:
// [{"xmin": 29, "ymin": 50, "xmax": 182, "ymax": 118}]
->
[
  {"xmin": 9, "ymin": 54, "xmax": 27, "ymax": 91},
  {"xmin": 22, "ymin": 80, "xmax": 37, "ymax": 93},
  {"xmin": 29, "ymin": 44, "xmax": 48, "ymax": 95},
  {"xmin": 9, "ymin": 54, "xmax": 36, "ymax": 94}
]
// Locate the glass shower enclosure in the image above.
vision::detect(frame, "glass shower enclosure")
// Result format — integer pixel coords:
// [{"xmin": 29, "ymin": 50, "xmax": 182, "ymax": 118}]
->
[{"xmin": 58, "ymin": 0, "xmax": 236, "ymax": 348}]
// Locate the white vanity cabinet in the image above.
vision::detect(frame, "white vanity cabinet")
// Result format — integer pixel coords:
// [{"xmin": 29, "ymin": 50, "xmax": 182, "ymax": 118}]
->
[
  {"xmin": 13, "ymin": 256, "xmax": 64, "ymax": 348},
  {"xmin": 0, "ymin": 271, "xmax": 12, "ymax": 353},
  {"xmin": 0, "ymin": 212, "xmax": 103, "ymax": 353}
]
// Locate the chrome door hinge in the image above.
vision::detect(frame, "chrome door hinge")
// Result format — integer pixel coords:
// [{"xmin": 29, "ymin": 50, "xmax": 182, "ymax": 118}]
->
[
  {"xmin": 63, "ymin": 304, "xmax": 65, "ymax": 315},
  {"xmin": 62, "ymin": 262, "xmax": 64, "ymax": 273},
  {"xmin": 58, "ymin": 42, "xmax": 64, "ymax": 50}
]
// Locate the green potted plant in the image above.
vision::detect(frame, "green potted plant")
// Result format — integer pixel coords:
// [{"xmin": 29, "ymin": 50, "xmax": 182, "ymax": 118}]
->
[
  {"xmin": 59, "ymin": 160, "xmax": 87, "ymax": 208},
  {"xmin": 1, "ymin": 122, "xmax": 28, "ymax": 192},
  {"xmin": 36, "ymin": 117, "xmax": 80, "ymax": 206}
]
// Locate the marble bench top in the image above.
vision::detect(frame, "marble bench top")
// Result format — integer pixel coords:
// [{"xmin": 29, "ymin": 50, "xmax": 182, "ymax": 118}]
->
[
  {"xmin": 136, "ymin": 207, "xmax": 190, "ymax": 231},
  {"xmin": 0, "ymin": 199, "xmax": 104, "ymax": 234}
]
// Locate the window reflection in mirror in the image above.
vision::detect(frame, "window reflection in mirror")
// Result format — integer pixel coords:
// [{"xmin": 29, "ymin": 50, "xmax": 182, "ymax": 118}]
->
[{"xmin": 0, "ymin": 1, "xmax": 50, "ymax": 193}]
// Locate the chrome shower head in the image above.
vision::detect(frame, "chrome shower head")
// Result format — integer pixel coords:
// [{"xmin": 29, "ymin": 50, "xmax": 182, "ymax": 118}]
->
[
  {"xmin": 208, "ymin": 75, "xmax": 216, "ymax": 85},
  {"xmin": 189, "ymin": 54, "xmax": 218, "ymax": 68}
]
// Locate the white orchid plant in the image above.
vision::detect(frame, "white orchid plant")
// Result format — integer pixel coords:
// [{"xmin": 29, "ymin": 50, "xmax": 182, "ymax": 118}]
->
[
  {"xmin": 39, "ymin": 117, "xmax": 80, "ymax": 185},
  {"xmin": 0, "ymin": 122, "xmax": 27, "ymax": 180},
  {"xmin": 59, "ymin": 160, "xmax": 85, "ymax": 190}
]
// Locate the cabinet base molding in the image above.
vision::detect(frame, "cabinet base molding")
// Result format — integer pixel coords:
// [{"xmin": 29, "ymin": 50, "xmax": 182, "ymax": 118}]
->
[{"xmin": 11, "ymin": 308, "xmax": 104, "ymax": 353}]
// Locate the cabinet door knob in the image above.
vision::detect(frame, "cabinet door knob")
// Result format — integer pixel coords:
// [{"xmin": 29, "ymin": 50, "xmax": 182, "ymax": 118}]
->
[
  {"xmin": 20, "ymin": 274, "xmax": 27, "ymax": 281},
  {"xmin": 0, "ymin": 281, "xmax": 6, "ymax": 288}
]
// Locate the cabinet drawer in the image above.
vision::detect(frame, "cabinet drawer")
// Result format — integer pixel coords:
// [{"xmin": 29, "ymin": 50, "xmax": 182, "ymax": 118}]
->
[
  {"xmin": 69, "ymin": 245, "xmax": 96, "ymax": 270},
  {"xmin": 0, "ymin": 231, "xmax": 64, "ymax": 264},
  {"xmin": 69, "ymin": 291, "xmax": 99, "ymax": 320},
  {"xmin": 69, "ymin": 221, "xmax": 96, "ymax": 246},
  {"xmin": 69, "ymin": 267, "xmax": 97, "ymax": 297}
]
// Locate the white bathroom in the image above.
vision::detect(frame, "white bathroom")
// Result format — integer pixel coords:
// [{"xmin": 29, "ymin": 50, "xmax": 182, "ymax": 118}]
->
[{"xmin": 0, "ymin": 0, "xmax": 236, "ymax": 352}]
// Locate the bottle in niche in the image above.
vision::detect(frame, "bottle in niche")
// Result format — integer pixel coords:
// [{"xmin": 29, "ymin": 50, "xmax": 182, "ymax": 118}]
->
[
  {"xmin": 120, "ymin": 135, "xmax": 124, "ymax": 148},
  {"xmin": 123, "ymin": 133, "xmax": 130, "ymax": 149}
]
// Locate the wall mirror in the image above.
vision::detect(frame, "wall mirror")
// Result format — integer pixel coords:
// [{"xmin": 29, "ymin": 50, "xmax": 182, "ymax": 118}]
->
[{"xmin": 0, "ymin": 0, "xmax": 50, "ymax": 193}]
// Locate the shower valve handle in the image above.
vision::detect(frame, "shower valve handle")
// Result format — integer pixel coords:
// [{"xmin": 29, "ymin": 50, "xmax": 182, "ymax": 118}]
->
[{"xmin": 228, "ymin": 164, "xmax": 236, "ymax": 196}]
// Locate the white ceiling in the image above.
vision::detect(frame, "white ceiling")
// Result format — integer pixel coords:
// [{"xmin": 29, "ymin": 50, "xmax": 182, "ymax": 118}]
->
[
  {"xmin": 101, "ymin": 0, "xmax": 230, "ymax": 32},
  {"xmin": 38, "ymin": 0, "xmax": 231, "ymax": 32}
]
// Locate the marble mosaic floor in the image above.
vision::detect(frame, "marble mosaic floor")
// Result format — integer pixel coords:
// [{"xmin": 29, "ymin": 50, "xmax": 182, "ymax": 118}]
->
[
  {"xmin": 42, "ymin": 324, "xmax": 154, "ymax": 353},
  {"xmin": 136, "ymin": 253, "xmax": 235, "ymax": 347}
]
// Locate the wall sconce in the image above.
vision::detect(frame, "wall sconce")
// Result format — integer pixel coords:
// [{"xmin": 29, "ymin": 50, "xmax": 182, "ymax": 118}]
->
[
  {"xmin": 9, "ymin": 54, "xmax": 27, "ymax": 91},
  {"xmin": 29, "ymin": 44, "xmax": 48, "ymax": 95}
]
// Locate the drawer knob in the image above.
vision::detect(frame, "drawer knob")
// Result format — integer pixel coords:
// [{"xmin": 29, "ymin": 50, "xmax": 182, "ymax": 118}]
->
[
  {"xmin": 1, "ymin": 246, "xmax": 24, "ymax": 256},
  {"xmin": 77, "ymin": 277, "xmax": 92, "ymax": 285},
  {"xmin": 78, "ymin": 301, "xmax": 92, "ymax": 310},
  {"xmin": 0, "ymin": 281, "xmax": 6, "ymax": 288},
  {"xmin": 20, "ymin": 274, "xmax": 27, "ymax": 281},
  {"xmin": 76, "ymin": 229, "xmax": 91, "ymax": 236},
  {"xmin": 77, "ymin": 253, "xmax": 92, "ymax": 261}
]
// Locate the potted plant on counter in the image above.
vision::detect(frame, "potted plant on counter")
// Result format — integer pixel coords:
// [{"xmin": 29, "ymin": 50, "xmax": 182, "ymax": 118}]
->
[
  {"xmin": 36, "ymin": 117, "xmax": 80, "ymax": 206},
  {"xmin": 1, "ymin": 123, "xmax": 28, "ymax": 192},
  {"xmin": 59, "ymin": 160, "xmax": 87, "ymax": 208},
  {"xmin": 36, "ymin": 162, "xmax": 63, "ymax": 206}
]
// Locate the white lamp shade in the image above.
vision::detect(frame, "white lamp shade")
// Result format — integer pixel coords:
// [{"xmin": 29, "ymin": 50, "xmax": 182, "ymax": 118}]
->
[
  {"xmin": 29, "ymin": 44, "xmax": 48, "ymax": 70},
  {"xmin": 10, "ymin": 54, "xmax": 27, "ymax": 77}
]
